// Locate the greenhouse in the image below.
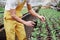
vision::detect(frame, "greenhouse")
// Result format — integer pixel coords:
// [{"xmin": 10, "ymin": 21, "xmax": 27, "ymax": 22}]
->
[{"xmin": 0, "ymin": 0, "xmax": 60, "ymax": 40}]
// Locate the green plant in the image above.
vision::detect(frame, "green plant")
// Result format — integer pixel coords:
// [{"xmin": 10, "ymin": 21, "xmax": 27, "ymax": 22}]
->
[
  {"xmin": 31, "ymin": 8, "xmax": 60, "ymax": 40},
  {"xmin": 57, "ymin": 1, "xmax": 60, "ymax": 7}
]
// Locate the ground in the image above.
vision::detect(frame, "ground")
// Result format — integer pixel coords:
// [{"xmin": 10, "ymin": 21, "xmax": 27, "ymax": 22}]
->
[{"xmin": 0, "ymin": 7, "xmax": 60, "ymax": 40}]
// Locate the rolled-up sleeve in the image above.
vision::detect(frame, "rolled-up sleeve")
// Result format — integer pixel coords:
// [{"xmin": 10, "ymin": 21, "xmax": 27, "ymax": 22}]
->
[{"xmin": 5, "ymin": 0, "xmax": 17, "ymax": 10}]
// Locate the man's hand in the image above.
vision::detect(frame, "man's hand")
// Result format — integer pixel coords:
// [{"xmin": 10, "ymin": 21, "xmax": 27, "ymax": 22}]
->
[
  {"xmin": 39, "ymin": 16, "xmax": 45, "ymax": 22},
  {"xmin": 24, "ymin": 21, "xmax": 35, "ymax": 27}
]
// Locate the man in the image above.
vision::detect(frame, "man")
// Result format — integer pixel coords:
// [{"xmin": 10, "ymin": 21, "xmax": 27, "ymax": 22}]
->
[{"xmin": 4, "ymin": 0, "xmax": 45, "ymax": 40}]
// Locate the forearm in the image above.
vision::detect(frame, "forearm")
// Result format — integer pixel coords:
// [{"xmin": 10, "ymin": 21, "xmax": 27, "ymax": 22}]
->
[
  {"xmin": 9, "ymin": 9, "xmax": 26, "ymax": 24},
  {"xmin": 11, "ymin": 15, "xmax": 26, "ymax": 24},
  {"xmin": 27, "ymin": 3, "xmax": 41, "ymax": 18},
  {"xmin": 28, "ymin": 9, "xmax": 40, "ymax": 18}
]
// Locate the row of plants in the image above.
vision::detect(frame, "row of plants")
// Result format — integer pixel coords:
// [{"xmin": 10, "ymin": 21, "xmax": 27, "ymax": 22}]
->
[
  {"xmin": 31, "ymin": 9, "xmax": 60, "ymax": 40},
  {"xmin": 0, "ymin": 7, "xmax": 60, "ymax": 40}
]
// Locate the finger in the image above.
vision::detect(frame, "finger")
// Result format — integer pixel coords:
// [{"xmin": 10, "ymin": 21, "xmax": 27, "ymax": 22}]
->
[
  {"xmin": 42, "ymin": 16, "xmax": 45, "ymax": 21},
  {"xmin": 41, "ymin": 18, "xmax": 45, "ymax": 22},
  {"xmin": 43, "ymin": 17, "xmax": 45, "ymax": 21},
  {"xmin": 39, "ymin": 17, "xmax": 45, "ymax": 22},
  {"xmin": 31, "ymin": 24, "xmax": 34, "ymax": 27},
  {"xmin": 42, "ymin": 19, "xmax": 44, "ymax": 22},
  {"xmin": 31, "ymin": 21, "xmax": 35, "ymax": 25}
]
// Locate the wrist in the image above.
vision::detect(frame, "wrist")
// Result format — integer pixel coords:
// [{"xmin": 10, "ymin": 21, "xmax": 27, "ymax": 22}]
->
[
  {"xmin": 21, "ymin": 20, "xmax": 27, "ymax": 25},
  {"xmin": 37, "ymin": 15, "xmax": 41, "ymax": 18}
]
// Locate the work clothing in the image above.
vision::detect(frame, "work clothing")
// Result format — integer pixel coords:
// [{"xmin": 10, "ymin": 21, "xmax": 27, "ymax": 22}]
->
[{"xmin": 4, "ymin": 0, "xmax": 30, "ymax": 40}]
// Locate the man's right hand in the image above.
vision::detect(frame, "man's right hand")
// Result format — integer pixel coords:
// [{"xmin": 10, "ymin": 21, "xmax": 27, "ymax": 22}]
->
[{"xmin": 24, "ymin": 21, "xmax": 35, "ymax": 27}]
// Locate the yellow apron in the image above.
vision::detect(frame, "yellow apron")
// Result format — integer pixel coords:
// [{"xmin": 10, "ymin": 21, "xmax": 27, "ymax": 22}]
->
[{"xmin": 4, "ymin": 0, "xmax": 27, "ymax": 40}]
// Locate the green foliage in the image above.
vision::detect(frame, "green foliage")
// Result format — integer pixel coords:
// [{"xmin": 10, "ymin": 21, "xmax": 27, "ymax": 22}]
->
[
  {"xmin": 21, "ymin": 8, "xmax": 28, "ymax": 14},
  {"xmin": 0, "ymin": 7, "xmax": 60, "ymax": 40},
  {"xmin": 31, "ymin": 9, "xmax": 60, "ymax": 40},
  {"xmin": 0, "ymin": 7, "xmax": 4, "ymax": 11},
  {"xmin": 57, "ymin": 1, "xmax": 60, "ymax": 7}
]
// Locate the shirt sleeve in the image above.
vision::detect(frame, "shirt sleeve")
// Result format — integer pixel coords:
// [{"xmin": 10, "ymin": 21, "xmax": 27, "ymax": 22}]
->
[{"xmin": 5, "ymin": 0, "xmax": 17, "ymax": 10}]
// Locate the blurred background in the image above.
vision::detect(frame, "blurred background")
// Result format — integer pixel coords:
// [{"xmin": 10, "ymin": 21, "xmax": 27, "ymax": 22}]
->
[{"xmin": 0, "ymin": 0, "xmax": 60, "ymax": 40}]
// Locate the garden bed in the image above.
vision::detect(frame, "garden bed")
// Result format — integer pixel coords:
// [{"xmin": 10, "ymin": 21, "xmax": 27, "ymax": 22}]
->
[{"xmin": 0, "ymin": 8, "xmax": 60, "ymax": 40}]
